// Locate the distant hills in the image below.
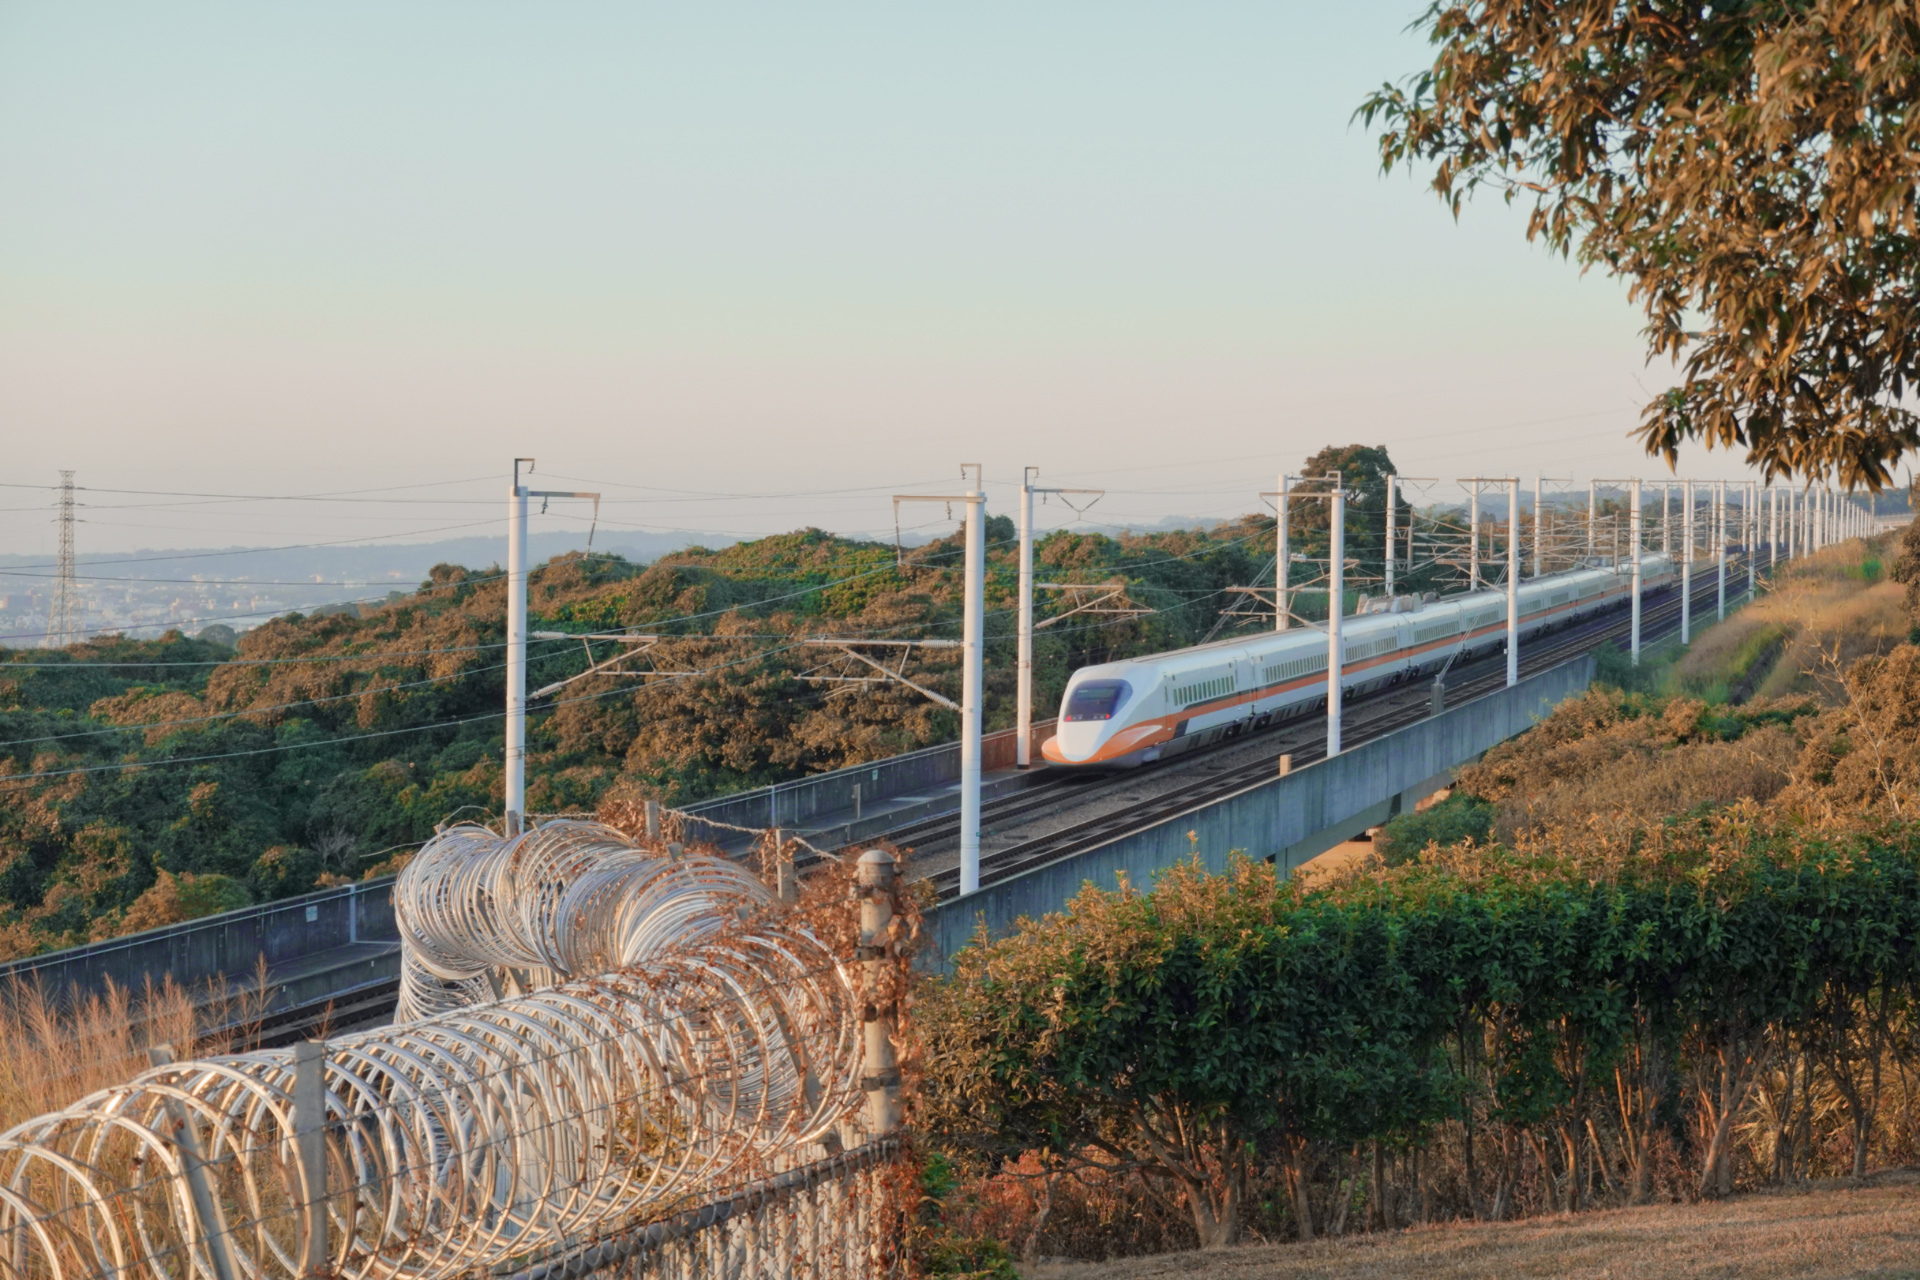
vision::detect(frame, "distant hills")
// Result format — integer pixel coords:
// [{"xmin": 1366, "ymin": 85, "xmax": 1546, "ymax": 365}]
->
[
  {"xmin": 0, "ymin": 529, "xmax": 739, "ymax": 583},
  {"xmin": 0, "ymin": 531, "xmax": 741, "ymax": 643}
]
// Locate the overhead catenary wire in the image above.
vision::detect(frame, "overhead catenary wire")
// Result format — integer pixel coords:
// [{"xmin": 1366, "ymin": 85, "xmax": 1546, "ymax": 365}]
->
[
  {"xmin": 1, "ymin": 582, "xmax": 1259, "ymax": 784},
  {"xmin": 0, "ymin": 518, "xmax": 513, "ymax": 576},
  {"xmin": 0, "ymin": 496, "xmax": 1417, "ymax": 764},
  {"xmin": 0, "ymin": 528, "xmax": 974, "ymax": 646}
]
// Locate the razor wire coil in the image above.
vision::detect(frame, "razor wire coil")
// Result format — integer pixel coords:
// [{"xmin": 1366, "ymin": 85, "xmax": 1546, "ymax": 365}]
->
[{"xmin": 0, "ymin": 822, "xmax": 865, "ymax": 1280}]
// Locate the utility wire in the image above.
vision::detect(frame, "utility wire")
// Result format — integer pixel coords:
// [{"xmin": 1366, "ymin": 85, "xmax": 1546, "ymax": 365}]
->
[
  {"xmin": 0, "ymin": 558, "xmax": 520, "ymax": 643},
  {"xmin": 0, "ymin": 571, "xmax": 464, "ymax": 586},
  {"xmin": 2, "ymin": 522, "xmax": 1280, "ymax": 758},
  {"xmin": 0, "ymin": 476, "xmax": 499, "ymax": 501},
  {"xmin": 2, "ymin": 659, "xmax": 519, "ymax": 747}
]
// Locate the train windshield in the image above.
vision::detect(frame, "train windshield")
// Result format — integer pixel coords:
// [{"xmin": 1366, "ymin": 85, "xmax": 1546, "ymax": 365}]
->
[{"xmin": 1063, "ymin": 679, "xmax": 1131, "ymax": 722}]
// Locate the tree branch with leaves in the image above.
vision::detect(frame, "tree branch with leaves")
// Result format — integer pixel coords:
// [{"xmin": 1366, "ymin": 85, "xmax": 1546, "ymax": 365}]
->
[{"xmin": 1361, "ymin": 0, "xmax": 1920, "ymax": 490}]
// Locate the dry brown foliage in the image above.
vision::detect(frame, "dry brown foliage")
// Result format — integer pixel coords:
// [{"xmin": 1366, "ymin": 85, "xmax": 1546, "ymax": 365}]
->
[
  {"xmin": 1640, "ymin": 537, "xmax": 1905, "ymax": 706},
  {"xmin": 106, "ymin": 868, "xmax": 212, "ymax": 936},
  {"xmin": 1780, "ymin": 643, "xmax": 1920, "ymax": 823},
  {"xmin": 1751, "ymin": 580, "xmax": 1909, "ymax": 703},
  {"xmin": 1457, "ymin": 691, "xmax": 1806, "ymax": 844},
  {"xmin": 85, "ymin": 688, "xmax": 208, "ymax": 746},
  {"xmin": 938, "ymin": 1149, "xmax": 1199, "ymax": 1263},
  {"xmin": 597, "ymin": 795, "xmax": 929, "ymax": 1132},
  {"xmin": 599, "ymin": 797, "xmax": 926, "ymax": 1270},
  {"xmin": 1499, "ymin": 727, "xmax": 1799, "ymax": 845}
]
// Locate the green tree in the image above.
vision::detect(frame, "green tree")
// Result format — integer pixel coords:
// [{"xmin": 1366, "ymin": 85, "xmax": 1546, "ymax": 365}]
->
[
  {"xmin": 0, "ymin": 519, "xmax": 1291, "ymax": 954},
  {"xmin": 1362, "ymin": 3, "xmax": 1920, "ymax": 490},
  {"xmin": 1285, "ymin": 444, "xmax": 1409, "ymax": 596}
]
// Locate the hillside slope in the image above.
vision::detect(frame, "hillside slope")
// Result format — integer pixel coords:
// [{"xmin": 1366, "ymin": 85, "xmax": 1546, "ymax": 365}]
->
[{"xmin": 0, "ymin": 519, "xmax": 1272, "ymax": 954}]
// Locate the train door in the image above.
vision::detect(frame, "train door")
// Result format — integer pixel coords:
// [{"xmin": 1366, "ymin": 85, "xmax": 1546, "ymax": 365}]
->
[{"xmin": 1234, "ymin": 650, "xmax": 1260, "ymax": 730}]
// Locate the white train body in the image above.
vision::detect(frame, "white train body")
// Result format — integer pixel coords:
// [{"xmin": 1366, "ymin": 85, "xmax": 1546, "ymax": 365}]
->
[{"xmin": 1041, "ymin": 555, "xmax": 1676, "ymax": 768}]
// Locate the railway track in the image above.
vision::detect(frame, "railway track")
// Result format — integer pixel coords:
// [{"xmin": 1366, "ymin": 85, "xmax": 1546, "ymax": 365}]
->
[
  {"xmin": 918, "ymin": 565, "xmax": 1748, "ymax": 900},
  {"xmin": 201, "ymin": 975, "xmax": 402, "ymax": 1051},
  {"xmin": 885, "ymin": 573, "xmax": 1733, "ymax": 858}
]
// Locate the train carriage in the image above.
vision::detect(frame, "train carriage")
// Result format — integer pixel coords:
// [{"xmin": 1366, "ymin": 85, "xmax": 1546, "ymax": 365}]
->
[{"xmin": 1042, "ymin": 555, "xmax": 1676, "ymax": 767}]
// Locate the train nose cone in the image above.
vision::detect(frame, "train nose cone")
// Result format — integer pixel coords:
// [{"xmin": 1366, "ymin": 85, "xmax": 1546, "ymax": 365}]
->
[{"xmin": 1044, "ymin": 721, "xmax": 1106, "ymax": 764}]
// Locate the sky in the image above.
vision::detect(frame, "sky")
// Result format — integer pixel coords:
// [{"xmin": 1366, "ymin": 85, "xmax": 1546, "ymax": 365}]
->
[{"xmin": 0, "ymin": 2, "xmax": 1780, "ymax": 560}]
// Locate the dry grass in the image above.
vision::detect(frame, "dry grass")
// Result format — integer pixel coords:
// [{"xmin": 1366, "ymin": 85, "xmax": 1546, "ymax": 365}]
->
[
  {"xmin": 1453, "ymin": 692, "xmax": 1808, "ymax": 845},
  {"xmin": 1489, "ymin": 722, "xmax": 1802, "ymax": 842},
  {"xmin": 1752, "ymin": 579, "xmax": 1909, "ymax": 701},
  {"xmin": 1664, "ymin": 535, "xmax": 1909, "ymax": 704},
  {"xmin": 0, "ymin": 966, "xmax": 270, "ymax": 1132},
  {"xmin": 1026, "ymin": 1174, "xmax": 1920, "ymax": 1279}
]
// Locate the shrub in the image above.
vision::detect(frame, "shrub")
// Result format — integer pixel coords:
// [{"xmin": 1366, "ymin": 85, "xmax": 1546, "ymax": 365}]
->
[
  {"xmin": 247, "ymin": 845, "xmax": 323, "ymax": 901},
  {"xmin": 1374, "ymin": 792, "xmax": 1493, "ymax": 865},
  {"xmin": 1592, "ymin": 640, "xmax": 1680, "ymax": 695},
  {"xmin": 922, "ymin": 823, "xmax": 1920, "ymax": 1247},
  {"xmin": 918, "ymin": 1234, "xmax": 1021, "ymax": 1280},
  {"xmin": 1455, "ymin": 689, "xmax": 1812, "ymax": 842}
]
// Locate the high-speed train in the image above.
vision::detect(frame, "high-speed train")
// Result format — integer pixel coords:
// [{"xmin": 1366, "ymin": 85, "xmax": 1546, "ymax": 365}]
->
[{"xmin": 1041, "ymin": 555, "xmax": 1676, "ymax": 768}]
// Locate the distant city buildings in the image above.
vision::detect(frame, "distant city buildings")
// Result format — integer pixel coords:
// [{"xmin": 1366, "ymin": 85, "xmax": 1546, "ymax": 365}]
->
[{"xmin": 0, "ymin": 573, "xmax": 408, "ymax": 647}]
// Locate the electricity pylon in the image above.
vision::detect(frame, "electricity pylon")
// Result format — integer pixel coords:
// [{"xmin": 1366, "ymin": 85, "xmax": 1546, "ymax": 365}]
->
[{"xmin": 44, "ymin": 471, "xmax": 81, "ymax": 649}]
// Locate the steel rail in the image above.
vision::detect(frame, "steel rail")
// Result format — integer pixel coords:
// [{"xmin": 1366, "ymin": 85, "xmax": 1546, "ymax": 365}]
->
[{"xmin": 232, "ymin": 564, "xmax": 1760, "ymax": 1039}]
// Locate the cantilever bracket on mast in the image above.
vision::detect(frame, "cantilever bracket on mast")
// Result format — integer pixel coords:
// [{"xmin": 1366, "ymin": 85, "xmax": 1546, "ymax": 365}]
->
[
  {"xmin": 1031, "ymin": 486, "xmax": 1106, "ymax": 519},
  {"xmin": 529, "ymin": 631, "xmax": 661, "ymax": 699},
  {"xmin": 891, "ymin": 490, "xmax": 987, "ymax": 565},
  {"xmin": 799, "ymin": 638, "xmax": 962, "ymax": 710},
  {"xmin": 525, "ymin": 488, "xmax": 603, "ymax": 549},
  {"xmin": 1033, "ymin": 578, "xmax": 1147, "ymax": 630}
]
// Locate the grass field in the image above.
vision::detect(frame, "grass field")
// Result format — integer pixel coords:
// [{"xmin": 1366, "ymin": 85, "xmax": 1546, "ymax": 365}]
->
[{"xmin": 1028, "ymin": 1174, "xmax": 1920, "ymax": 1279}]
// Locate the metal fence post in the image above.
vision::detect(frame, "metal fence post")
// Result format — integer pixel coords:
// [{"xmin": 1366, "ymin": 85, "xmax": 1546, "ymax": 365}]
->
[{"xmin": 856, "ymin": 850, "xmax": 902, "ymax": 1135}]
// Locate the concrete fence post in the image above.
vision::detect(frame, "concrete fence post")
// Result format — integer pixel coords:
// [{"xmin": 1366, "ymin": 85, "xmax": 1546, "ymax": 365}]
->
[
  {"xmin": 293, "ymin": 1041, "xmax": 331, "ymax": 1277},
  {"xmin": 776, "ymin": 840, "xmax": 800, "ymax": 905},
  {"xmin": 856, "ymin": 850, "xmax": 902, "ymax": 1136},
  {"xmin": 146, "ymin": 1045, "xmax": 242, "ymax": 1280}
]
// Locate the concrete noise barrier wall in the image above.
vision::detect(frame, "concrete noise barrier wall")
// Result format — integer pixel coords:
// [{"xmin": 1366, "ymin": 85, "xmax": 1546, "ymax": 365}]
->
[{"xmin": 0, "ymin": 877, "xmax": 398, "ymax": 1011}]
